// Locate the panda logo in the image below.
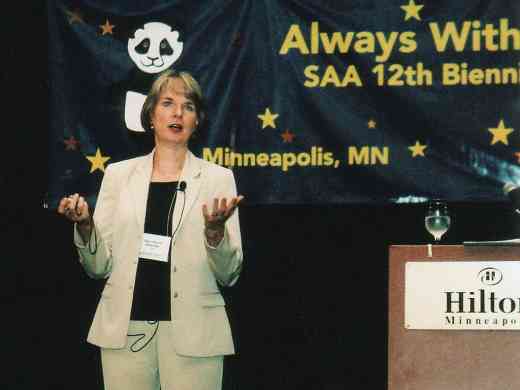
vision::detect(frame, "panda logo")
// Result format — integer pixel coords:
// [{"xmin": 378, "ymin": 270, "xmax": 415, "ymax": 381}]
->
[
  {"xmin": 125, "ymin": 22, "xmax": 184, "ymax": 132},
  {"xmin": 128, "ymin": 22, "xmax": 183, "ymax": 74}
]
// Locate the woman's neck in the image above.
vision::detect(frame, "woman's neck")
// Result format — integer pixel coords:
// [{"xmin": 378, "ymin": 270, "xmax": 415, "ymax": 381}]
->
[{"xmin": 151, "ymin": 144, "xmax": 187, "ymax": 182}]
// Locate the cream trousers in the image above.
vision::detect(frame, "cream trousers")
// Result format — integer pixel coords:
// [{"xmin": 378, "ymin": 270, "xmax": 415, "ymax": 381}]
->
[{"xmin": 101, "ymin": 321, "xmax": 223, "ymax": 390}]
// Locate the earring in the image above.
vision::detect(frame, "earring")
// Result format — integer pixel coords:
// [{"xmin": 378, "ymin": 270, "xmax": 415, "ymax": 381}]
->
[{"xmin": 150, "ymin": 123, "xmax": 154, "ymax": 130}]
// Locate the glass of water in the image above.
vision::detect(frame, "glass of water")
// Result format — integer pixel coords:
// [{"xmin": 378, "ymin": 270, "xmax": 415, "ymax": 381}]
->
[{"xmin": 425, "ymin": 200, "xmax": 451, "ymax": 242}]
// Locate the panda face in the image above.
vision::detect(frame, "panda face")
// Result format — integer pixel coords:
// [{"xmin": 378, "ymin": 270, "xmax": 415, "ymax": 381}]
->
[{"xmin": 128, "ymin": 22, "xmax": 183, "ymax": 74}]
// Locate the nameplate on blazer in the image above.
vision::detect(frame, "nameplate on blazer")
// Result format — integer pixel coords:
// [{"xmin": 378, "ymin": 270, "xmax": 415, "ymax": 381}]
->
[{"xmin": 139, "ymin": 233, "xmax": 171, "ymax": 262}]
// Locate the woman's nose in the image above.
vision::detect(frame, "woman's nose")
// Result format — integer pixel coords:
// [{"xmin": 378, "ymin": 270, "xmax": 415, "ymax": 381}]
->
[{"xmin": 173, "ymin": 105, "xmax": 183, "ymax": 117}]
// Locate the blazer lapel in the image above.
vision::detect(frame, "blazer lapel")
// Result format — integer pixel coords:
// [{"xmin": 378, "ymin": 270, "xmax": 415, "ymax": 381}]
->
[
  {"xmin": 128, "ymin": 151, "xmax": 154, "ymax": 231},
  {"xmin": 171, "ymin": 151, "xmax": 202, "ymax": 242}
]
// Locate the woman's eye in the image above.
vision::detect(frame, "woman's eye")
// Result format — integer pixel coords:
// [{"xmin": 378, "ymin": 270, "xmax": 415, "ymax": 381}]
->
[{"xmin": 185, "ymin": 104, "xmax": 195, "ymax": 111}]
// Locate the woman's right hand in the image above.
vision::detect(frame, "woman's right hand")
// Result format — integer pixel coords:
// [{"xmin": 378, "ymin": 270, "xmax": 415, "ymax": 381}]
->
[{"xmin": 57, "ymin": 193, "xmax": 91, "ymax": 225}]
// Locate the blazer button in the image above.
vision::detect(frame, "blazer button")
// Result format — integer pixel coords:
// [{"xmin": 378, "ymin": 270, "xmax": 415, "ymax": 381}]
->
[
  {"xmin": 173, "ymin": 266, "xmax": 177, "ymax": 272},
  {"xmin": 173, "ymin": 292, "xmax": 179, "ymax": 298}
]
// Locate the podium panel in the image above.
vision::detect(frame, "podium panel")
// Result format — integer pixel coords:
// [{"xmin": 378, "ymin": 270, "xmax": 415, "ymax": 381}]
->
[{"xmin": 388, "ymin": 245, "xmax": 520, "ymax": 390}]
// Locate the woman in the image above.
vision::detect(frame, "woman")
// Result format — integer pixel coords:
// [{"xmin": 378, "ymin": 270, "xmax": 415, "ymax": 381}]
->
[{"xmin": 58, "ymin": 69, "xmax": 243, "ymax": 390}]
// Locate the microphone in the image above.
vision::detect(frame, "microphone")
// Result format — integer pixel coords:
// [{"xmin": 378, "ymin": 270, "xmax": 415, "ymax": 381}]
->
[
  {"xmin": 503, "ymin": 183, "xmax": 516, "ymax": 195},
  {"xmin": 167, "ymin": 181, "xmax": 187, "ymax": 238},
  {"xmin": 503, "ymin": 183, "xmax": 520, "ymax": 212},
  {"xmin": 166, "ymin": 181, "xmax": 187, "ymax": 237}
]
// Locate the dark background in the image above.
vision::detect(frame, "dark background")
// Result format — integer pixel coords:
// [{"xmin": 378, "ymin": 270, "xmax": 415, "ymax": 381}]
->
[{"xmin": 5, "ymin": 3, "xmax": 518, "ymax": 390}]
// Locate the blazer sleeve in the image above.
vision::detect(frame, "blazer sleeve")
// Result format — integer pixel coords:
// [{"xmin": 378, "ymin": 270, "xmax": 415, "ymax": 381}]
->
[
  {"xmin": 204, "ymin": 169, "xmax": 243, "ymax": 287},
  {"xmin": 73, "ymin": 164, "xmax": 118, "ymax": 279}
]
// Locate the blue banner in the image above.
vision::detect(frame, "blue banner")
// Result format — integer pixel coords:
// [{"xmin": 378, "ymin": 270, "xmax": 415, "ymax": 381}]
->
[{"xmin": 48, "ymin": 0, "xmax": 520, "ymax": 205}]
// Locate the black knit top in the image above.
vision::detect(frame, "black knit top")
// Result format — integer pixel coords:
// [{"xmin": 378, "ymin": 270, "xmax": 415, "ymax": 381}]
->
[{"xmin": 130, "ymin": 181, "xmax": 178, "ymax": 321}]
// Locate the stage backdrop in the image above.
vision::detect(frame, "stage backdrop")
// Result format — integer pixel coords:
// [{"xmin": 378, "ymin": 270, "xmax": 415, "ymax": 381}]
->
[{"xmin": 47, "ymin": 0, "xmax": 520, "ymax": 206}]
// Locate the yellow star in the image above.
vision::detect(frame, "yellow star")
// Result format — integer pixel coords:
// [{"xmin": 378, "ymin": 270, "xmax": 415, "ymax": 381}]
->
[
  {"xmin": 65, "ymin": 9, "xmax": 84, "ymax": 24},
  {"xmin": 99, "ymin": 19, "xmax": 115, "ymax": 35},
  {"xmin": 368, "ymin": 120, "xmax": 377, "ymax": 129},
  {"xmin": 408, "ymin": 141, "xmax": 427, "ymax": 157},
  {"xmin": 257, "ymin": 108, "xmax": 279, "ymax": 129},
  {"xmin": 488, "ymin": 119, "xmax": 514, "ymax": 145},
  {"xmin": 401, "ymin": 0, "xmax": 424, "ymax": 21},
  {"xmin": 86, "ymin": 148, "xmax": 111, "ymax": 173}
]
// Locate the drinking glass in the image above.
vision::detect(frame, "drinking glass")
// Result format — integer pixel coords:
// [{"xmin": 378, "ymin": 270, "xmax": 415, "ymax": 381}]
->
[{"xmin": 425, "ymin": 200, "xmax": 451, "ymax": 242}]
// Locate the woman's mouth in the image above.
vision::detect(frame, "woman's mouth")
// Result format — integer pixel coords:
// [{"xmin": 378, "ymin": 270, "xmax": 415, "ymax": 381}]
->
[{"xmin": 168, "ymin": 123, "xmax": 183, "ymax": 131}]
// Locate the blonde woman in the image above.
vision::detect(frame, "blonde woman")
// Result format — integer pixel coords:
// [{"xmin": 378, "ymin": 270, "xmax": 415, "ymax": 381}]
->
[{"xmin": 58, "ymin": 69, "xmax": 243, "ymax": 390}]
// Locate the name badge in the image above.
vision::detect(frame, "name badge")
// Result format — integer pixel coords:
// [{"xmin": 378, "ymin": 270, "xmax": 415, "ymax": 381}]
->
[{"xmin": 139, "ymin": 233, "xmax": 171, "ymax": 262}]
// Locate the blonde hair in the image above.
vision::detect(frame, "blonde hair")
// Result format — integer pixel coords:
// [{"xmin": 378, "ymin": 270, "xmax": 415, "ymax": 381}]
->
[{"xmin": 140, "ymin": 69, "xmax": 206, "ymax": 132}]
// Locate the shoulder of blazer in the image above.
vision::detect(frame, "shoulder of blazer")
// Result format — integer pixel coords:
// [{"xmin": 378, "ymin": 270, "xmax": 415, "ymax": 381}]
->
[
  {"xmin": 196, "ymin": 155, "xmax": 233, "ymax": 180},
  {"xmin": 105, "ymin": 154, "xmax": 149, "ymax": 178}
]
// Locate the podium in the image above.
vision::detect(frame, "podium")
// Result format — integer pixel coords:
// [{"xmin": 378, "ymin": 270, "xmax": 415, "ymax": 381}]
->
[{"xmin": 388, "ymin": 245, "xmax": 520, "ymax": 390}]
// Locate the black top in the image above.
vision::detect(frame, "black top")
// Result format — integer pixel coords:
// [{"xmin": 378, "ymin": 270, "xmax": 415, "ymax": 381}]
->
[{"xmin": 130, "ymin": 181, "xmax": 178, "ymax": 321}]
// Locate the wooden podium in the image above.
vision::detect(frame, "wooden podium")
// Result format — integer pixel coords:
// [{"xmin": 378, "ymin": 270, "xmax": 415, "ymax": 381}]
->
[{"xmin": 388, "ymin": 245, "xmax": 520, "ymax": 390}]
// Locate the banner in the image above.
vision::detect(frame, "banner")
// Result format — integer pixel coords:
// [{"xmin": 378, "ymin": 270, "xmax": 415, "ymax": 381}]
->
[{"xmin": 47, "ymin": 0, "xmax": 520, "ymax": 206}]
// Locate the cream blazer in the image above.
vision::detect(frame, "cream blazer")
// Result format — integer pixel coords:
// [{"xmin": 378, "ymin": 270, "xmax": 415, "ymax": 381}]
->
[{"xmin": 74, "ymin": 150, "xmax": 243, "ymax": 356}]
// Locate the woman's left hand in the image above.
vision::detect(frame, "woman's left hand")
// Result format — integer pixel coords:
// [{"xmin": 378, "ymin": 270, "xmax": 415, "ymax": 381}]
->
[{"xmin": 202, "ymin": 196, "xmax": 244, "ymax": 245}]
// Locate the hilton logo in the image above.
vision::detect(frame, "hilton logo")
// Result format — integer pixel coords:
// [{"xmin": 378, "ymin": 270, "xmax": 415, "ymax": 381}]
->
[
  {"xmin": 444, "ymin": 266, "xmax": 519, "ymax": 314},
  {"xmin": 478, "ymin": 267, "xmax": 503, "ymax": 286}
]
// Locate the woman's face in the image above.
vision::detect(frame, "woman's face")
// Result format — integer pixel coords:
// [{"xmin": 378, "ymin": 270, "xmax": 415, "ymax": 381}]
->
[{"xmin": 151, "ymin": 77, "xmax": 198, "ymax": 147}]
